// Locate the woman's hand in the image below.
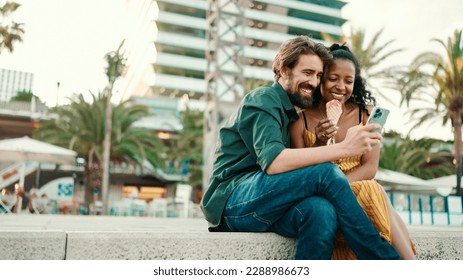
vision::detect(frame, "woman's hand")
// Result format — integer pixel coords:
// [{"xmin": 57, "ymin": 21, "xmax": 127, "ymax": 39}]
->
[{"xmin": 315, "ymin": 118, "xmax": 338, "ymax": 144}]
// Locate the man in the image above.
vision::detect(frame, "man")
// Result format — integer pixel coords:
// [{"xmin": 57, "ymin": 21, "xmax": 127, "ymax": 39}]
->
[{"xmin": 200, "ymin": 36, "xmax": 399, "ymax": 260}]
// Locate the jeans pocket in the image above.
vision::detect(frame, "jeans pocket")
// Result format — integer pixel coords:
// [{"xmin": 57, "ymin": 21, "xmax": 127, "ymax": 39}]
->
[{"xmin": 224, "ymin": 212, "xmax": 271, "ymax": 232}]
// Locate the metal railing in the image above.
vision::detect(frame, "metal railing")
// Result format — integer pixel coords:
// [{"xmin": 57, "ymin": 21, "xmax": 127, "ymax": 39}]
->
[{"xmin": 0, "ymin": 101, "xmax": 49, "ymax": 119}]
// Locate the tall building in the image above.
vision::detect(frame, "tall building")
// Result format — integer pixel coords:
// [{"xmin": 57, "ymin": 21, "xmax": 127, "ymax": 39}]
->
[
  {"xmin": 119, "ymin": 0, "xmax": 346, "ymax": 102},
  {"xmin": 0, "ymin": 68, "xmax": 34, "ymax": 102},
  {"xmin": 118, "ymin": 0, "xmax": 347, "ymax": 187}
]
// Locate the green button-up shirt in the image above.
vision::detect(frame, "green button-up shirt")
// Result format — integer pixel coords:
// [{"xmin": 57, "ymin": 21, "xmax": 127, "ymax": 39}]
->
[{"xmin": 201, "ymin": 82, "xmax": 299, "ymax": 228}]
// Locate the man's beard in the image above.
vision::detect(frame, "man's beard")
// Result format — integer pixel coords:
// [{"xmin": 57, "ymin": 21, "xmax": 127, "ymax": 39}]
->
[{"xmin": 287, "ymin": 83, "xmax": 316, "ymax": 109}]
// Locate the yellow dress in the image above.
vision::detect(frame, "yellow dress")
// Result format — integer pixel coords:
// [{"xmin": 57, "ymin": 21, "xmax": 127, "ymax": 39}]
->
[{"xmin": 303, "ymin": 129, "xmax": 392, "ymax": 260}]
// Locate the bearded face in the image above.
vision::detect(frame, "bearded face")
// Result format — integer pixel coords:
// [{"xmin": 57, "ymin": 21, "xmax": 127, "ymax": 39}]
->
[
  {"xmin": 286, "ymin": 76, "xmax": 316, "ymax": 109},
  {"xmin": 278, "ymin": 54, "xmax": 324, "ymax": 109}
]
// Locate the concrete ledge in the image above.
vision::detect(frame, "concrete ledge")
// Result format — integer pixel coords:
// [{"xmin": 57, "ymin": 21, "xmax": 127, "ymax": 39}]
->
[
  {"xmin": 65, "ymin": 231, "xmax": 462, "ymax": 260},
  {"xmin": 1, "ymin": 216, "xmax": 462, "ymax": 260},
  {"xmin": 0, "ymin": 231, "xmax": 67, "ymax": 260},
  {"xmin": 2, "ymin": 230, "xmax": 462, "ymax": 260},
  {"xmin": 66, "ymin": 232, "xmax": 296, "ymax": 260}
]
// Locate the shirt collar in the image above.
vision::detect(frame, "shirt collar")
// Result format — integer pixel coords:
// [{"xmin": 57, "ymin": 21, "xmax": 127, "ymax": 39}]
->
[{"xmin": 272, "ymin": 82, "xmax": 299, "ymax": 122}]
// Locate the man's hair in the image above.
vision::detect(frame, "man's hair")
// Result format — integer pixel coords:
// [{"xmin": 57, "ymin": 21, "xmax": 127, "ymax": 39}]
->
[{"xmin": 272, "ymin": 35, "xmax": 332, "ymax": 80}]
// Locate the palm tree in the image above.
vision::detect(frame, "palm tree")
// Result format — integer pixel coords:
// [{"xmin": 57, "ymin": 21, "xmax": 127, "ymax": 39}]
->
[
  {"xmin": 10, "ymin": 90, "xmax": 43, "ymax": 103},
  {"xmin": 101, "ymin": 40, "xmax": 125, "ymax": 214},
  {"xmin": 33, "ymin": 93, "xmax": 165, "ymax": 211},
  {"xmin": 398, "ymin": 29, "xmax": 463, "ymax": 195},
  {"xmin": 165, "ymin": 107, "xmax": 204, "ymax": 189},
  {"xmin": 380, "ymin": 137, "xmax": 454, "ymax": 179},
  {"xmin": 0, "ymin": 1, "xmax": 24, "ymax": 55},
  {"xmin": 323, "ymin": 28, "xmax": 404, "ymax": 103}
]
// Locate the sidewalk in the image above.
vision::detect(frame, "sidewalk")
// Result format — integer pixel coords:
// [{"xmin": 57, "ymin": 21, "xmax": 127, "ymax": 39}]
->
[
  {"xmin": 0, "ymin": 214, "xmax": 209, "ymax": 232},
  {"xmin": 3, "ymin": 213, "xmax": 463, "ymax": 232},
  {"xmin": 1, "ymin": 214, "xmax": 463, "ymax": 260}
]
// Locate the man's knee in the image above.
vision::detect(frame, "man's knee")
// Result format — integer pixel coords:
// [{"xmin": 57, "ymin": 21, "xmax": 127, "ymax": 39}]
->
[{"xmin": 299, "ymin": 162, "xmax": 345, "ymax": 181}]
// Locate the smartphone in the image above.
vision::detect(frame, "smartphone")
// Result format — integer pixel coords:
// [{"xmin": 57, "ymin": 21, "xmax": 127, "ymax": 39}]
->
[{"xmin": 367, "ymin": 107, "xmax": 390, "ymax": 134}]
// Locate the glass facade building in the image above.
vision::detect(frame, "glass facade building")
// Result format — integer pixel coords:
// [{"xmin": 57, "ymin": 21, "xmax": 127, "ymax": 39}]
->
[
  {"xmin": 0, "ymin": 68, "xmax": 34, "ymax": 102},
  {"xmin": 119, "ymin": 0, "xmax": 346, "ymax": 102}
]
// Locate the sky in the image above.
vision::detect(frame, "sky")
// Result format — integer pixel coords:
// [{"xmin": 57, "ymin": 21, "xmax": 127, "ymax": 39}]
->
[
  {"xmin": 1, "ymin": 0, "xmax": 463, "ymax": 141},
  {"xmin": 1, "ymin": 0, "xmax": 125, "ymax": 105},
  {"xmin": 342, "ymin": 0, "xmax": 463, "ymax": 142}
]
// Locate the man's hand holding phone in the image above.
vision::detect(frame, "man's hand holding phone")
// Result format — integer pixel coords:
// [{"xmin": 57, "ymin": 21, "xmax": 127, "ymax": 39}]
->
[{"xmin": 342, "ymin": 124, "xmax": 382, "ymax": 157}]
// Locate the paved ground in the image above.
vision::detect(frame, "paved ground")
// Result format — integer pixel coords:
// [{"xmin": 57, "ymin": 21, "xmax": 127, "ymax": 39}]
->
[
  {"xmin": 0, "ymin": 214, "xmax": 210, "ymax": 232},
  {"xmin": 1, "ymin": 214, "xmax": 462, "ymax": 232}
]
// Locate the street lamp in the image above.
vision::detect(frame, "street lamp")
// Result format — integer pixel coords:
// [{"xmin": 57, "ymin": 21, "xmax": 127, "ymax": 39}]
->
[{"xmin": 56, "ymin": 82, "xmax": 60, "ymax": 107}]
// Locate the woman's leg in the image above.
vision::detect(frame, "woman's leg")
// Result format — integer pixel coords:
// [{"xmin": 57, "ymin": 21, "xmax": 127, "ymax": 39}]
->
[
  {"xmin": 381, "ymin": 189, "xmax": 417, "ymax": 259},
  {"xmin": 222, "ymin": 162, "xmax": 400, "ymax": 259}
]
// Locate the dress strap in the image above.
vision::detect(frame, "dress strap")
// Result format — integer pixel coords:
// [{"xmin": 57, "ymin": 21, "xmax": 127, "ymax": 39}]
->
[
  {"xmin": 302, "ymin": 111, "xmax": 309, "ymax": 130},
  {"xmin": 358, "ymin": 105, "xmax": 363, "ymax": 124}
]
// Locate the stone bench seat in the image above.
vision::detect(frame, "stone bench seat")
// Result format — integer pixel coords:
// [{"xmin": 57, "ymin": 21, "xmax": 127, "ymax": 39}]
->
[{"xmin": 0, "ymin": 215, "xmax": 462, "ymax": 260}]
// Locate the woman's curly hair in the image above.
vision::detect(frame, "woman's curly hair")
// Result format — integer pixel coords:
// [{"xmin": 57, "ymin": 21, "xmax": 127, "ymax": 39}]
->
[{"xmin": 313, "ymin": 43, "xmax": 375, "ymax": 113}]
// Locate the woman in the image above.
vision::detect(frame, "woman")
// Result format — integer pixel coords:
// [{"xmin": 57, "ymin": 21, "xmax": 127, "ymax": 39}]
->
[{"xmin": 290, "ymin": 43, "xmax": 416, "ymax": 259}]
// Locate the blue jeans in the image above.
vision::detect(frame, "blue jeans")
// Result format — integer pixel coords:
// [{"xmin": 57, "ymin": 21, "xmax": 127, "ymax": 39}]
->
[{"xmin": 222, "ymin": 162, "xmax": 400, "ymax": 260}]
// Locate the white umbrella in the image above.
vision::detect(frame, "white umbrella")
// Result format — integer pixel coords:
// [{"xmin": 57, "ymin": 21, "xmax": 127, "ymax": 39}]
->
[
  {"xmin": 426, "ymin": 175, "xmax": 457, "ymax": 196},
  {"xmin": 0, "ymin": 136, "xmax": 77, "ymax": 165},
  {"xmin": 0, "ymin": 136, "xmax": 77, "ymax": 212},
  {"xmin": 375, "ymin": 168, "xmax": 454, "ymax": 196},
  {"xmin": 375, "ymin": 168, "xmax": 428, "ymax": 187}
]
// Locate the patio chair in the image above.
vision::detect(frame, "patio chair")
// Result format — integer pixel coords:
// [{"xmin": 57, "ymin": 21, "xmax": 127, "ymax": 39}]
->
[
  {"xmin": 148, "ymin": 198, "xmax": 168, "ymax": 217},
  {"xmin": 31, "ymin": 197, "xmax": 48, "ymax": 214},
  {"xmin": 174, "ymin": 184, "xmax": 193, "ymax": 218},
  {"xmin": 0, "ymin": 192, "xmax": 17, "ymax": 214}
]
